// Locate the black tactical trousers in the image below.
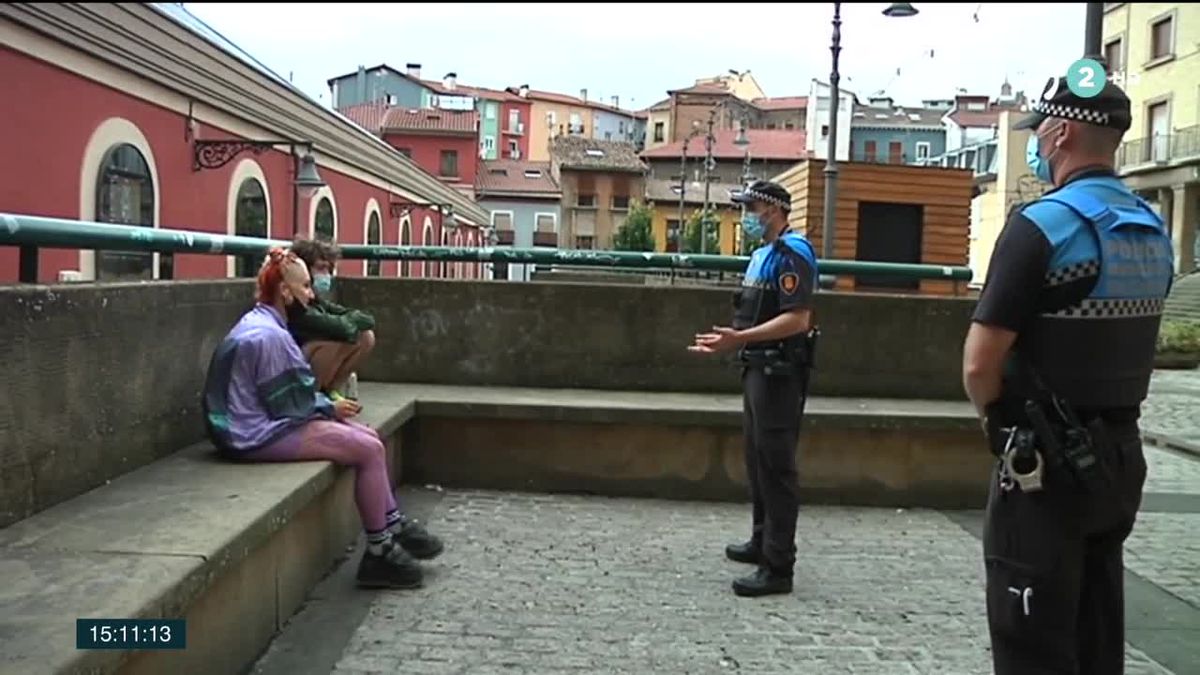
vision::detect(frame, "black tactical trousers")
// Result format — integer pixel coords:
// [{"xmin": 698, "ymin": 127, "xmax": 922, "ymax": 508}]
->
[
  {"xmin": 741, "ymin": 366, "xmax": 807, "ymax": 574},
  {"xmin": 983, "ymin": 420, "xmax": 1148, "ymax": 675}
]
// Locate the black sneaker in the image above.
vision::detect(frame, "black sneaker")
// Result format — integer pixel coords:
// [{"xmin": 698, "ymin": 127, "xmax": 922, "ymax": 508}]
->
[
  {"xmin": 725, "ymin": 540, "xmax": 763, "ymax": 565},
  {"xmin": 732, "ymin": 566, "xmax": 793, "ymax": 598},
  {"xmin": 394, "ymin": 518, "xmax": 445, "ymax": 560},
  {"xmin": 356, "ymin": 541, "xmax": 423, "ymax": 590}
]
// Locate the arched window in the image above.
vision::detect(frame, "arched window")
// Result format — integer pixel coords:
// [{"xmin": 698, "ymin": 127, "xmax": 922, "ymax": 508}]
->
[
  {"xmin": 466, "ymin": 231, "xmax": 477, "ymax": 279},
  {"xmin": 96, "ymin": 143, "xmax": 157, "ymax": 280},
  {"xmin": 314, "ymin": 197, "xmax": 335, "ymax": 241},
  {"xmin": 366, "ymin": 211, "xmax": 381, "ymax": 276},
  {"xmin": 453, "ymin": 230, "xmax": 464, "ymax": 279},
  {"xmin": 233, "ymin": 178, "xmax": 268, "ymax": 278},
  {"xmin": 399, "ymin": 217, "xmax": 412, "ymax": 277},
  {"xmin": 420, "ymin": 218, "xmax": 434, "ymax": 278},
  {"xmin": 440, "ymin": 228, "xmax": 451, "ymax": 278}
]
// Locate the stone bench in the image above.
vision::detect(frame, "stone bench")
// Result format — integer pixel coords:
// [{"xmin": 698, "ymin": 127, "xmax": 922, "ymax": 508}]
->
[
  {"xmin": 0, "ymin": 383, "xmax": 989, "ymax": 675},
  {"xmin": 378, "ymin": 383, "xmax": 992, "ymax": 510},
  {"xmin": 0, "ymin": 401, "xmax": 415, "ymax": 675}
]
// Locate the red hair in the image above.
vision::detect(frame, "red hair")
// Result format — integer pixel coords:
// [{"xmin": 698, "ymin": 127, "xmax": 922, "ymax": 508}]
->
[{"xmin": 256, "ymin": 247, "xmax": 299, "ymax": 304}]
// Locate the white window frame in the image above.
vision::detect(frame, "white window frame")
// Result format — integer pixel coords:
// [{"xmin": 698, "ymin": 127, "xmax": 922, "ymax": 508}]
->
[
  {"xmin": 914, "ymin": 142, "xmax": 931, "ymax": 161},
  {"xmin": 78, "ymin": 117, "xmax": 162, "ymax": 281},
  {"xmin": 534, "ymin": 211, "xmax": 559, "ymax": 235},
  {"xmin": 361, "ymin": 198, "xmax": 382, "ymax": 276},
  {"xmin": 225, "ymin": 158, "xmax": 272, "ymax": 278},
  {"xmin": 419, "ymin": 217, "xmax": 434, "ymax": 278},
  {"xmin": 308, "ymin": 185, "xmax": 339, "ymax": 241}
]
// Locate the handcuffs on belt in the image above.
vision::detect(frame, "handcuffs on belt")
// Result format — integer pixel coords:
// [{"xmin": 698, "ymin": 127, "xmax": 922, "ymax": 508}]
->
[{"xmin": 996, "ymin": 426, "xmax": 1045, "ymax": 493}]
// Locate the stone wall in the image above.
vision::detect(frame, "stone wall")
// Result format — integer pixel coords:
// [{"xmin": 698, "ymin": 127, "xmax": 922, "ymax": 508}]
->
[
  {"xmin": 0, "ymin": 277, "xmax": 976, "ymax": 525},
  {"xmin": 0, "ymin": 280, "xmax": 254, "ymax": 526},
  {"xmin": 338, "ymin": 278, "xmax": 976, "ymax": 399}
]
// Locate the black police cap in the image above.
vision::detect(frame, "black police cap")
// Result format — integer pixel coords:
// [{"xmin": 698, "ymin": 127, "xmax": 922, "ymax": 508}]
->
[
  {"xmin": 731, "ymin": 180, "xmax": 791, "ymax": 211},
  {"xmin": 1014, "ymin": 71, "xmax": 1132, "ymax": 133}
]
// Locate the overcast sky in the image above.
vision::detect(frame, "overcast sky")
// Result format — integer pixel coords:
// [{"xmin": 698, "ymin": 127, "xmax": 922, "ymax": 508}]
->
[{"xmin": 182, "ymin": 2, "xmax": 1086, "ymax": 111}]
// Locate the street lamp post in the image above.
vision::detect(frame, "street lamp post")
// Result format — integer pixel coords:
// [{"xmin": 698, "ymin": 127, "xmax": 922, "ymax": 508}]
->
[
  {"xmin": 822, "ymin": 2, "xmax": 918, "ymax": 262},
  {"xmin": 702, "ymin": 110, "xmax": 716, "ymax": 254},
  {"xmin": 1084, "ymin": 2, "xmax": 1104, "ymax": 62},
  {"xmin": 733, "ymin": 122, "xmax": 752, "ymax": 254},
  {"xmin": 821, "ymin": 1, "xmax": 844, "ymax": 261},
  {"xmin": 677, "ymin": 123, "xmax": 703, "ymax": 253}
]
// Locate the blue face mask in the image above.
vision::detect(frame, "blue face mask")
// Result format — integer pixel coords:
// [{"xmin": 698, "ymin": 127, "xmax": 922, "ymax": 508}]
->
[
  {"xmin": 313, "ymin": 273, "xmax": 333, "ymax": 295},
  {"xmin": 1026, "ymin": 132, "xmax": 1055, "ymax": 184},
  {"xmin": 741, "ymin": 212, "xmax": 765, "ymax": 241}
]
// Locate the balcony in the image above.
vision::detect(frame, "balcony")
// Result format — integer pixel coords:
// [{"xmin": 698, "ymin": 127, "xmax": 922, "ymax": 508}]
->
[
  {"xmin": 505, "ymin": 121, "xmax": 525, "ymax": 136},
  {"xmin": 1116, "ymin": 126, "xmax": 1200, "ymax": 173},
  {"xmin": 848, "ymin": 151, "xmax": 917, "ymax": 166},
  {"xmin": 921, "ymin": 139, "xmax": 998, "ymax": 178}
]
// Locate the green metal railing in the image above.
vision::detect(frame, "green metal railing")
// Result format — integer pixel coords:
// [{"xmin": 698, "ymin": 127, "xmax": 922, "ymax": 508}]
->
[{"xmin": 0, "ymin": 213, "xmax": 973, "ymax": 283}]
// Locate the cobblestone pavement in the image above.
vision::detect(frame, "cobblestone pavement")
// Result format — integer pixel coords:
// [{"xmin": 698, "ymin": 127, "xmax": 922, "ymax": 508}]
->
[
  {"xmin": 329, "ymin": 491, "xmax": 1177, "ymax": 675},
  {"xmin": 1141, "ymin": 369, "xmax": 1200, "ymax": 447},
  {"xmin": 1126, "ymin": 512, "xmax": 1200, "ymax": 609},
  {"xmin": 1143, "ymin": 444, "xmax": 1200, "ymax": 495}
]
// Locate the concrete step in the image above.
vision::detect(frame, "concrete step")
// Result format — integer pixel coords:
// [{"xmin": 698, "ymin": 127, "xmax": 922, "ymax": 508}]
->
[{"xmin": 1166, "ymin": 271, "xmax": 1200, "ymax": 324}]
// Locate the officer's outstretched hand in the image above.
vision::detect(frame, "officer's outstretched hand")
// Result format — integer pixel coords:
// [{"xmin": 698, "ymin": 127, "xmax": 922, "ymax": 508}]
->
[{"xmin": 688, "ymin": 326, "xmax": 742, "ymax": 354}]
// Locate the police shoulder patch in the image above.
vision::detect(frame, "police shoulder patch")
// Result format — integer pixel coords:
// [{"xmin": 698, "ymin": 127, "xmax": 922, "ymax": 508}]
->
[{"xmin": 779, "ymin": 272, "xmax": 799, "ymax": 294}]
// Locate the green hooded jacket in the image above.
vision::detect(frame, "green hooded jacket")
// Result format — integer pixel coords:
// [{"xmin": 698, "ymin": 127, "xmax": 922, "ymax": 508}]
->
[{"xmin": 287, "ymin": 296, "xmax": 375, "ymax": 346}]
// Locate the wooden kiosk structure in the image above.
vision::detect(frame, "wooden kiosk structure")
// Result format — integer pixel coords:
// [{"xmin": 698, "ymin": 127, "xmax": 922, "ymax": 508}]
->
[{"xmin": 774, "ymin": 160, "xmax": 975, "ymax": 296}]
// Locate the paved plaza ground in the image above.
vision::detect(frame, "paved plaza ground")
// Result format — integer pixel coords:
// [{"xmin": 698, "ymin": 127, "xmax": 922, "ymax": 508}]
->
[{"xmin": 253, "ymin": 370, "xmax": 1200, "ymax": 675}]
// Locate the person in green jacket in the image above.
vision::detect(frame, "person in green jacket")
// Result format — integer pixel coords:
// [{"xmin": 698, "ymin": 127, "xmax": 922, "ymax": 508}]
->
[{"xmin": 288, "ymin": 238, "xmax": 376, "ymax": 402}]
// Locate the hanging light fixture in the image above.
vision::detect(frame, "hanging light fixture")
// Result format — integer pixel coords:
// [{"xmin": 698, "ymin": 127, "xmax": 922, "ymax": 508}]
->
[
  {"xmin": 882, "ymin": 3, "xmax": 919, "ymax": 18},
  {"xmin": 294, "ymin": 152, "xmax": 326, "ymax": 199}
]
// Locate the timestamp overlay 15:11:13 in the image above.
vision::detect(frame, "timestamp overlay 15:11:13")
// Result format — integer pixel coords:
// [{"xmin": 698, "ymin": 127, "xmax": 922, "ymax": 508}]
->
[{"xmin": 76, "ymin": 619, "xmax": 187, "ymax": 650}]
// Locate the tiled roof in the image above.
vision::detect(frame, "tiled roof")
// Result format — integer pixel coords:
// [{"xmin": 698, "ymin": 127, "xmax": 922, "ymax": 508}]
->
[
  {"xmin": 551, "ymin": 136, "xmax": 647, "ymax": 173},
  {"xmin": 948, "ymin": 98, "xmax": 1026, "ymax": 129},
  {"xmin": 668, "ymin": 84, "xmax": 732, "ymax": 96},
  {"xmin": 639, "ymin": 129, "xmax": 809, "ymax": 161},
  {"xmin": 752, "ymin": 96, "xmax": 808, "ymax": 111},
  {"xmin": 325, "ymin": 63, "xmax": 408, "ymax": 87},
  {"xmin": 508, "ymin": 88, "xmax": 642, "ymax": 119},
  {"xmin": 644, "ymin": 178, "xmax": 741, "ymax": 207},
  {"xmin": 645, "ymin": 97, "xmax": 671, "ymax": 113},
  {"xmin": 421, "ymin": 79, "xmax": 524, "ymax": 103},
  {"xmin": 382, "ymin": 108, "xmax": 479, "ymax": 134},
  {"xmin": 852, "ymin": 106, "xmax": 945, "ymax": 130},
  {"xmin": 475, "ymin": 160, "xmax": 561, "ymax": 197},
  {"xmin": 337, "ymin": 101, "xmax": 390, "ymax": 135}
]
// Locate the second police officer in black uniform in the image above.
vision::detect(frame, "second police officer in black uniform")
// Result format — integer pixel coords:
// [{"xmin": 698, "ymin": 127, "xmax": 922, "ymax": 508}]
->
[
  {"xmin": 963, "ymin": 73, "xmax": 1175, "ymax": 674},
  {"xmin": 689, "ymin": 180, "xmax": 820, "ymax": 598}
]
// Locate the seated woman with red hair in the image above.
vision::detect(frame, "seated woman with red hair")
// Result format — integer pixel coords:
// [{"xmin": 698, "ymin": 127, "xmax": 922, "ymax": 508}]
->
[{"xmin": 201, "ymin": 247, "xmax": 442, "ymax": 589}]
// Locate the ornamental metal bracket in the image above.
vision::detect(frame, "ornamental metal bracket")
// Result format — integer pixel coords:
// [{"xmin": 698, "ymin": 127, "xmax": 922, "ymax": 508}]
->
[
  {"xmin": 192, "ymin": 139, "xmax": 303, "ymax": 172},
  {"xmin": 388, "ymin": 199, "xmax": 454, "ymax": 221}
]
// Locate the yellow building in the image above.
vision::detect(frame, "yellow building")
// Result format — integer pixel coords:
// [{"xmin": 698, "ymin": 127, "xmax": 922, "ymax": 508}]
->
[
  {"xmin": 1104, "ymin": 2, "xmax": 1199, "ymax": 272},
  {"xmin": 644, "ymin": 179, "xmax": 740, "ymax": 255},
  {"xmin": 517, "ymin": 89, "xmax": 596, "ymax": 162},
  {"xmin": 969, "ymin": 111, "xmax": 1049, "ymax": 284}
]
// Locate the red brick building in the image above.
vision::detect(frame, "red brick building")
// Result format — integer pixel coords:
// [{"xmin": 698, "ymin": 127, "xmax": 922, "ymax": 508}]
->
[{"xmin": 0, "ymin": 4, "xmax": 489, "ymax": 284}]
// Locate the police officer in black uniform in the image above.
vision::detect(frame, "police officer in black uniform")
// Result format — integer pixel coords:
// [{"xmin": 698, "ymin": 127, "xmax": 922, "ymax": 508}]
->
[
  {"xmin": 963, "ymin": 73, "xmax": 1175, "ymax": 674},
  {"xmin": 689, "ymin": 180, "xmax": 820, "ymax": 598}
]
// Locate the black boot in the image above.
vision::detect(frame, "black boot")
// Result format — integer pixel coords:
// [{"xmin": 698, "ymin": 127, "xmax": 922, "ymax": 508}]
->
[
  {"xmin": 394, "ymin": 518, "xmax": 445, "ymax": 560},
  {"xmin": 356, "ymin": 539, "xmax": 424, "ymax": 590},
  {"xmin": 725, "ymin": 540, "xmax": 763, "ymax": 565},
  {"xmin": 732, "ymin": 566, "xmax": 793, "ymax": 597}
]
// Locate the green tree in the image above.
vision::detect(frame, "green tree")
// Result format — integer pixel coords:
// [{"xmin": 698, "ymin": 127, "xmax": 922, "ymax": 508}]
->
[
  {"xmin": 612, "ymin": 200, "xmax": 656, "ymax": 251},
  {"xmin": 682, "ymin": 209, "xmax": 720, "ymax": 254}
]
